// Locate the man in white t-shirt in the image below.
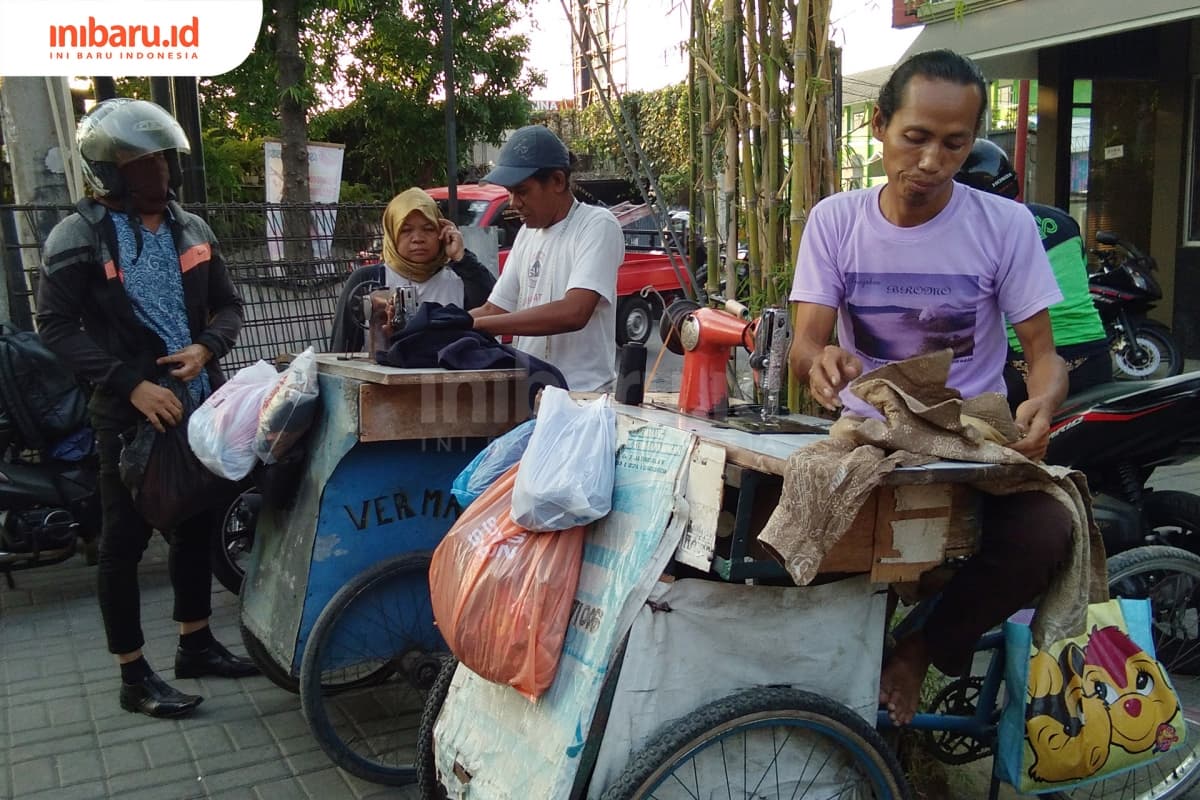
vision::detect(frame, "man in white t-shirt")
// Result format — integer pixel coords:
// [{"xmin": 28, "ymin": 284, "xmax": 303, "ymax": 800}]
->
[
  {"xmin": 788, "ymin": 50, "xmax": 1072, "ymax": 728},
  {"xmin": 470, "ymin": 125, "xmax": 624, "ymax": 391}
]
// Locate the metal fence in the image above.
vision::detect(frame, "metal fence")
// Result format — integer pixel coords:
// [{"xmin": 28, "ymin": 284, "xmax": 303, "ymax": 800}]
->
[{"xmin": 0, "ymin": 202, "xmax": 388, "ymax": 371}]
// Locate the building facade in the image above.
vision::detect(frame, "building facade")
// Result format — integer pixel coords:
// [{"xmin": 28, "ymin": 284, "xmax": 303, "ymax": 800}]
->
[{"xmin": 896, "ymin": 0, "xmax": 1200, "ymax": 356}]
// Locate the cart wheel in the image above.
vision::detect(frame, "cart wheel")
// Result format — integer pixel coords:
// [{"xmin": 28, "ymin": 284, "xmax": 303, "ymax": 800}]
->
[
  {"xmin": 599, "ymin": 687, "xmax": 911, "ymax": 800},
  {"xmin": 416, "ymin": 655, "xmax": 457, "ymax": 800},
  {"xmin": 299, "ymin": 551, "xmax": 445, "ymax": 786},
  {"xmin": 239, "ymin": 618, "xmax": 299, "ymax": 694}
]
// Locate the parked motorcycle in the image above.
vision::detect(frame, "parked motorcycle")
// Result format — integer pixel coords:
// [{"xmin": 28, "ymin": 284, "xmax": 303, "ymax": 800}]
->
[
  {"xmin": 0, "ymin": 427, "xmax": 99, "ymax": 587},
  {"xmin": 1089, "ymin": 231, "xmax": 1183, "ymax": 380},
  {"xmin": 1047, "ymin": 371, "xmax": 1200, "ymax": 557}
]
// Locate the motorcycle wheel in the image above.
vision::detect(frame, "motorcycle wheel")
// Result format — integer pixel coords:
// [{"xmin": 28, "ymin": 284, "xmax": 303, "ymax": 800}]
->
[
  {"xmin": 211, "ymin": 487, "xmax": 259, "ymax": 596},
  {"xmin": 1112, "ymin": 320, "xmax": 1183, "ymax": 380},
  {"xmin": 1146, "ymin": 490, "xmax": 1200, "ymax": 554}
]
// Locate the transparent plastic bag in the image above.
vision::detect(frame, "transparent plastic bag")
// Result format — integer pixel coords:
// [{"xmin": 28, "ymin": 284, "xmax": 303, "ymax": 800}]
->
[
  {"xmin": 451, "ymin": 419, "xmax": 537, "ymax": 507},
  {"xmin": 254, "ymin": 347, "xmax": 319, "ymax": 465},
  {"xmin": 511, "ymin": 387, "xmax": 615, "ymax": 532},
  {"xmin": 430, "ymin": 463, "xmax": 585, "ymax": 701},
  {"xmin": 188, "ymin": 360, "xmax": 278, "ymax": 480}
]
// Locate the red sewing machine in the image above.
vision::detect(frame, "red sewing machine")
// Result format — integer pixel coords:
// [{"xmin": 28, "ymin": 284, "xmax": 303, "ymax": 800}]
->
[{"xmin": 662, "ymin": 298, "xmax": 795, "ymax": 427}]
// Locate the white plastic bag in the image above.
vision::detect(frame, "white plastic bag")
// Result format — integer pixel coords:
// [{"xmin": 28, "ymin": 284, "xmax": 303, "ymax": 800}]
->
[
  {"xmin": 254, "ymin": 346, "xmax": 320, "ymax": 464},
  {"xmin": 188, "ymin": 360, "xmax": 279, "ymax": 480},
  {"xmin": 510, "ymin": 387, "xmax": 616, "ymax": 531}
]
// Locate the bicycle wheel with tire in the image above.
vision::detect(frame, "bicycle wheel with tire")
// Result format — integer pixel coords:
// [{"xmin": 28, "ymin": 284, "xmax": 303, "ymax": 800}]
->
[
  {"xmin": 299, "ymin": 551, "xmax": 446, "ymax": 786},
  {"xmin": 599, "ymin": 687, "xmax": 911, "ymax": 800},
  {"xmin": 416, "ymin": 655, "xmax": 456, "ymax": 800},
  {"xmin": 1049, "ymin": 545, "xmax": 1200, "ymax": 800}
]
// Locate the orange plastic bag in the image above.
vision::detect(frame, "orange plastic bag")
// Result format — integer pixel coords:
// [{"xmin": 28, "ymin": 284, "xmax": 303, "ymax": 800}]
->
[{"xmin": 429, "ymin": 463, "xmax": 585, "ymax": 701}]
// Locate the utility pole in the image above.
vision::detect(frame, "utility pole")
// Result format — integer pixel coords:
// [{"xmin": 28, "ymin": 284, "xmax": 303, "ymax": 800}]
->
[
  {"xmin": 442, "ymin": 0, "xmax": 457, "ymax": 221},
  {"xmin": 0, "ymin": 77, "xmax": 77, "ymax": 330}
]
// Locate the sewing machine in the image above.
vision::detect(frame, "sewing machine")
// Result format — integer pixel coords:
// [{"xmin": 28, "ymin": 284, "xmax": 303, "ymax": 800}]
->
[{"xmin": 664, "ymin": 298, "xmax": 828, "ymax": 434}]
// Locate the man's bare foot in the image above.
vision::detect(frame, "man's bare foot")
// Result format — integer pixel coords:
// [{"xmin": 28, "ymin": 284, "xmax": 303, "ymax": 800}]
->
[{"xmin": 879, "ymin": 633, "xmax": 932, "ymax": 726}]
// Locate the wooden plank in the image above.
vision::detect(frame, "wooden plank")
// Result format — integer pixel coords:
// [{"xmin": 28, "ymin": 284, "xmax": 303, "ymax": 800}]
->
[
  {"xmin": 813, "ymin": 493, "xmax": 878, "ymax": 573},
  {"xmin": 316, "ymin": 353, "xmax": 524, "ymax": 386},
  {"xmin": 359, "ymin": 380, "xmax": 529, "ymax": 442},
  {"xmin": 868, "ymin": 484, "xmax": 982, "ymax": 583}
]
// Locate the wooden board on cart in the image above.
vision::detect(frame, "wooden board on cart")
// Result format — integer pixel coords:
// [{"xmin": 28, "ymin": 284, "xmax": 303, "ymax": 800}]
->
[
  {"xmin": 316, "ymin": 353, "xmax": 528, "ymax": 442},
  {"xmin": 611, "ymin": 399, "xmax": 987, "ymax": 585}
]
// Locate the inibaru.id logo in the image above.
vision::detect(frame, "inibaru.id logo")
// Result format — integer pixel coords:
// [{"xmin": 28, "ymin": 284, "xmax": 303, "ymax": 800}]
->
[{"xmin": 49, "ymin": 16, "xmax": 200, "ymax": 50}]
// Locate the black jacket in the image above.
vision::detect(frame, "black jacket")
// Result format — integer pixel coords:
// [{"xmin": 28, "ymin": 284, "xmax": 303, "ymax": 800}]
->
[
  {"xmin": 327, "ymin": 254, "xmax": 495, "ymax": 353},
  {"xmin": 36, "ymin": 198, "xmax": 244, "ymax": 427}
]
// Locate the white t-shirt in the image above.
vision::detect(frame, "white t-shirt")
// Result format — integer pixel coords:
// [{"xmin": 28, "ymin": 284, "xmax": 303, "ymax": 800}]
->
[
  {"xmin": 488, "ymin": 201, "xmax": 624, "ymax": 391},
  {"xmin": 384, "ymin": 263, "xmax": 466, "ymax": 307},
  {"xmin": 790, "ymin": 182, "xmax": 1062, "ymax": 418}
]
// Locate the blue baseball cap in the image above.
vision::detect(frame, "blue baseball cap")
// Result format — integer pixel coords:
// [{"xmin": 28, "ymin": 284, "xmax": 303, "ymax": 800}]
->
[{"xmin": 481, "ymin": 125, "xmax": 570, "ymax": 188}]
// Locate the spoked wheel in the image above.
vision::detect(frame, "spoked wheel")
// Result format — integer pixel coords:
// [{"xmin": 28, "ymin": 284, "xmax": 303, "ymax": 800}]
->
[
  {"xmin": 1050, "ymin": 546, "xmax": 1200, "ymax": 800},
  {"xmin": 211, "ymin": 487, "xmax": 259, "ymax": 595},
  {"xmin": 599, "ymin": 687, "xmax": 911, "ymax": 800},
  {"xmin": 299, "ymin": 552, "xmax": 445, "ymax": 786}
]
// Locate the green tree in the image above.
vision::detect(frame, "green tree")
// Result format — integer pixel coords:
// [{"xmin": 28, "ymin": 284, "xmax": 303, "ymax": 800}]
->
[{"xmin": 200, "ymin": 0, "xmax": 541, "ymax": 199}]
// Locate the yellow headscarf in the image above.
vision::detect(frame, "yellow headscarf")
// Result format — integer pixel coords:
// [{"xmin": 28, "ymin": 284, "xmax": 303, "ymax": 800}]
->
[{"xmin": 381, "ymin": 188, "xmax": 448, "ymax": 283}]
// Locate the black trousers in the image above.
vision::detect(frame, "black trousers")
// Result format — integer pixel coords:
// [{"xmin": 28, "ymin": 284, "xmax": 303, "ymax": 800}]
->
[
  {"xmin": 923, "ymin": 491, "xmax": 1074, "ymax": 676},
  {"xmin": 95, "ymin": 426, "xmax": 215, "ymax": 656}
]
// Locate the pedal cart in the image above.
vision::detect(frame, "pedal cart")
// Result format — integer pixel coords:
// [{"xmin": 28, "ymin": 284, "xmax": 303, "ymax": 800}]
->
[
  {"xmin": 238, "ymin": 354, "xmax": 529, "ymax": 783},
  {"xmin": 419, "ymin": 398, "xmax": 1013, "ymax": 799}
]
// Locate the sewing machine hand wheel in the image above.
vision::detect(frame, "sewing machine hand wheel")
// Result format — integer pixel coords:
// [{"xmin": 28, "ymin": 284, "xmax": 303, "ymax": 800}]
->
[{"xmin": 348, "ymin": 279, "xmax": 384, "ymax": 330}]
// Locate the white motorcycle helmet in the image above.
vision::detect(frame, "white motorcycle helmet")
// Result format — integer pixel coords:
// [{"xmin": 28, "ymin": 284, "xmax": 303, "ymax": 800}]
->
[{"xmin": 76, "ymin": 98, "xmax": 190, "ymax": 198}]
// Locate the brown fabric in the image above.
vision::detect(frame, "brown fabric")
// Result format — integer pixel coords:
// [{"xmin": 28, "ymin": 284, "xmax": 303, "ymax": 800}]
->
[
  {"xmin": 758, "ymin": 348, "xmax": 1107, "ymax": 648},
  {"xmin": 381, "ymin": 188, "xmax": 448, "ymax": 283}
]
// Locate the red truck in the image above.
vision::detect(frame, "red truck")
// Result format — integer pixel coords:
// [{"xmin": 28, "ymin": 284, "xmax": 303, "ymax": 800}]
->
[{"xmin": 424, "ymin": 184, "xmax": 694, "ymax": 345}]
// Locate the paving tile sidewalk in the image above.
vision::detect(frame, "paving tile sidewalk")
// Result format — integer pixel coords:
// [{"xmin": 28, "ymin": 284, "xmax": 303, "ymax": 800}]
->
[{"xmin": 0, "ymin": 537, "xmax": 417, "ymax": 800}]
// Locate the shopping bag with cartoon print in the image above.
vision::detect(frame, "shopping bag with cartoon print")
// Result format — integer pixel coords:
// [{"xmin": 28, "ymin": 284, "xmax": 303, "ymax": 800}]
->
[{"xmin": 997, "ymin": 598, "xmax": 1186, "ymax": 794}]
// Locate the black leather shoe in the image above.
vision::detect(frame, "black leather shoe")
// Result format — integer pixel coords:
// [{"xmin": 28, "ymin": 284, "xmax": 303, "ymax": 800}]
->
[
  {"xmin": 120, "ymin": 673, "xmax": 203, "ymax": 718},
  {"xmin": 175, "ymin": 639, "xmax": 261, "ymax": 679}
]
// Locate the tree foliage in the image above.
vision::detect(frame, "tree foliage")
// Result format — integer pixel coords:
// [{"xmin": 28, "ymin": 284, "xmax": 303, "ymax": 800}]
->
[
  {"xmin": 199, "ymin": 0, "xmax": 542, "ymax": 200},
  {"xmin": 541, "ymin": 83, "xmax": 691, "ymax": 207}
]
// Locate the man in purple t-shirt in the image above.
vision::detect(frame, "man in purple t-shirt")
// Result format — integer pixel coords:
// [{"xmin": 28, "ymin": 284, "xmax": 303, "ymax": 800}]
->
[{"xmin": 788, "ymin": 50, "xmax": 1073, "ymax": 727}]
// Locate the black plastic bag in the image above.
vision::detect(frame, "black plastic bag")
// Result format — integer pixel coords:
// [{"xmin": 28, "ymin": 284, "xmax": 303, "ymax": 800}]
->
[{"xmin": 118, "ymin": 380, "xmax": 235, "ymax": 531}]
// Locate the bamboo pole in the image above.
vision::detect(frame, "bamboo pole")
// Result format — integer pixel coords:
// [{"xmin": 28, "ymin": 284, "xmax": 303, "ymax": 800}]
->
[
  {"xmin": 722, "ymin": 0, "xmax": 739, "ymax": 296},
  {"xmin": 763, "ymin": 0, "xmax": 783, "ymax": 306},
  {"xmin": 696, "ymin": 2, "xmax": 719, "ymax": 294},
  {"xmin": 789, "ymin": 0, "xmax": 811, "ymax": 269},
  {"xmin": 737, "ymin": 1, "xmax": 761, "ymax": 305}
]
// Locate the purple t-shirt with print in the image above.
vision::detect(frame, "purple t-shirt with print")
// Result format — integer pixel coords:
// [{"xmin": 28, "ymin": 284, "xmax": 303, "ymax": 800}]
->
[{"xmin": 789, "ymin": 182, "xmax": 1062, "ymax": 418}]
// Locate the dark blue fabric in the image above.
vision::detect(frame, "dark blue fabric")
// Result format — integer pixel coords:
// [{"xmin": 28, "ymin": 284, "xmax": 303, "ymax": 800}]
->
[
  {"xmin": 375, "ymin": 301, "xmax": 568, "ymax": 409},
  {"xmin": 437, "ymin": 336, "xmax": 568, "ymax": 409},
  {"xmin": 376, "ymin": 301, "xmax": 476, "ymax": 368},
  {"xmin": 111, "ymin": 212, "xmax": 210, "ymax": 402}
]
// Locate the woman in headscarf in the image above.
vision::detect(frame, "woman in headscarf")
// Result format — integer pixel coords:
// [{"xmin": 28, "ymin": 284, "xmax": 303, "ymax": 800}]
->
[{"xmin": 329, "ymin": 187, "xmax": 495, "ymax": 352}]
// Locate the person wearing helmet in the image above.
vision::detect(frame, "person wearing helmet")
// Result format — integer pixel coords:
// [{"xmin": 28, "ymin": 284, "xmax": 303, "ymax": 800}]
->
[
  {"xmin": 955, "ymin": 139, "xmax": 1110, "ymax": 408},
  {"xmin": 468, "ymin": 125, "xmax": 624, "ymax": 391},
  {"xmin": 788, "ymin": 50, "xmax": 1072, "ymax": 728},
  {"xmin": 37, "ymin": 98, "xmax": 256, "ymax": 719}
]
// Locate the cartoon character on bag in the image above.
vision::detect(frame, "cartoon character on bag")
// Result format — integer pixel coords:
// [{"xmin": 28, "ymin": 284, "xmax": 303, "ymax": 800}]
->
[{"xmin": 1025, "ymin": 625, "xmax": 1182, "ymax": 783}]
